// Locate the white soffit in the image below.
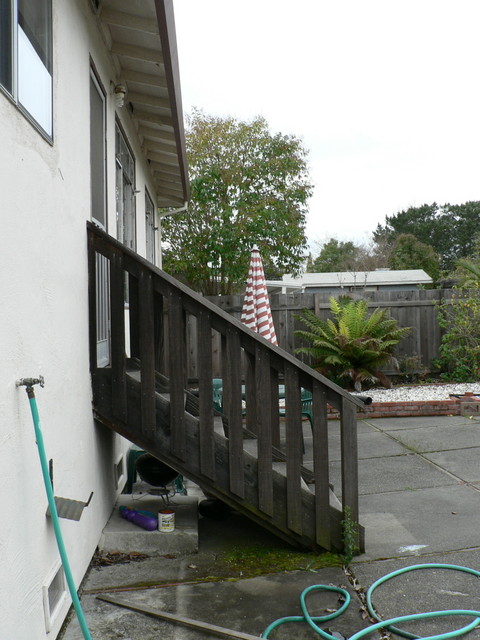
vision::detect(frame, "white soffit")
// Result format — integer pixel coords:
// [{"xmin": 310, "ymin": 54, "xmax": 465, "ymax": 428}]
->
[{"xmin": 95, "ymin": 0, "xmax": 189, "ymax": 207}]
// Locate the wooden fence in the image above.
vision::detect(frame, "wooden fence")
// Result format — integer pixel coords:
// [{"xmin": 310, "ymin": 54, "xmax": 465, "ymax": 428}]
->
[{"xmin": 201, "ymin": 289, "xmax": 456, "ymax": 378}]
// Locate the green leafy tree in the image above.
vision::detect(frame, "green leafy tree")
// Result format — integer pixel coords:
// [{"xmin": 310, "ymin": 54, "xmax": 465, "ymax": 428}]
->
[
  {"xmin": 309, "ymin": 238, "xmax": 389, "ymax": 274},
  {"xmin": 161, "ymin": 110, "xmax": 313, "ymax": 294},
  {"xmin": 311, "ymin": 238, "xmax": 357, "ymax": 272},
  {"xmin": 374, "ymin": 201, "xmax": 480, "ymax": 271},
  {"xmin": 388, "ymin": 233, "xmax": 440, "ymax": 281},
  {"xmin": 295, "ymin": 298, "xmax": 411, "ymax": 390}
]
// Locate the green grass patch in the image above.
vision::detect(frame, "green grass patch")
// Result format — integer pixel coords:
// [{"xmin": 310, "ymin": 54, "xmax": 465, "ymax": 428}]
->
[{"xmin": 220, "ymin": 544, "xmax": 343, "ymax": 577}]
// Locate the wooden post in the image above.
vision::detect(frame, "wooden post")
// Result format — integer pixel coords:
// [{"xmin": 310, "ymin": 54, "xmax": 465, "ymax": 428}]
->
[
  {"xmin": 311, "ymin": 381, "xmax": 331, "ymax": 549},
  {"xmin": 139, "ymin": 269, "xmax": 156, "ymax": 438},
  {"xmin": 128, "ymin": 273, "xmax": 140, "ymax": 360},
  {"xmin": 168, "ymin": 289, "xmax": 186, "ymax": 459},
  {"xmin": 244, "ymin": 351, "xmax": 257, "ymax": 436},
  {"xmin": 284, "ymin": 365, "xmax": 302, "ymax": 535},
  {"xmin": 197, "ymin": 308, "xmax": 215, "ymax": 480},
  {"xmin": 340, "ymin": 397, "xmax": 360, "ymax": 547},
  {"xmin": 256, "ymin": 346, "xmax": 273, "ymax": 516},
  {"xmin": 222, "ymin": 328, "xmax": 244, "ymax": 498},
  {"xmin": 110, "ymin": 249, "xmax": 127, "ymax": 422},
  {"xmin": 87, "ymin": 230, "xmax": 98, "ymax": 375}
]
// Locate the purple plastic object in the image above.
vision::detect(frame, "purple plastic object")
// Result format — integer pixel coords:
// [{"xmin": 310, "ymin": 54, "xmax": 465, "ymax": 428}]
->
[{"xmin": 119, "ymin": 506, "xmax": 158, "ymax": 531}]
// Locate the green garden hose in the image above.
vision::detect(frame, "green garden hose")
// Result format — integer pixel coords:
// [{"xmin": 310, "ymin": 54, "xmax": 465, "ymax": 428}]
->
[
  {"xmin": 262, "ymin": 564, "xmax": 480, "ymax": 640},
  {"xmin": 19, "ymin": 379, "xmax": 93, "ymax": 640}
]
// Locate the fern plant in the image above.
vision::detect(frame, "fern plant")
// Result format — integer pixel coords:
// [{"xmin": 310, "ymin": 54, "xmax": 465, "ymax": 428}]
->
[
  {"xmin": 455, "ymin": 258, "xmax": 480, "ymax": 287},
  {"xmin": 296, "ymin": 297, "xmax": 411, "ymax": 391}
]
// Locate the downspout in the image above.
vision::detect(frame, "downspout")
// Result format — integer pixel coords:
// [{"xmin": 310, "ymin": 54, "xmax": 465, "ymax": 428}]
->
[{"xmin": 158, "ymin": 201, "xmax": 188, "ymax": 218}]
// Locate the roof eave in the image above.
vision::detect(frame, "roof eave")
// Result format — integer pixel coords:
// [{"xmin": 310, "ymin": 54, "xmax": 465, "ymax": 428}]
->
[{"xmin": 154, "ymin": 0, "xmax": 190, "ymax": 204}]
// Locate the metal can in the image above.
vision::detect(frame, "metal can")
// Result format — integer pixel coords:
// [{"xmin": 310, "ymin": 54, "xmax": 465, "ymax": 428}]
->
[{"xmin": 158, "ymin": 509, "xmax": 175, "ymax": 532}]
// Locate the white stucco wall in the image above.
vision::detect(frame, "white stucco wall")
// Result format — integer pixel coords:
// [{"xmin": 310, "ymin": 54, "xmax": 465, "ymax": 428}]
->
[{"xmin": 0, "ymin": 1, "xmax": 161, "ymax": 637}]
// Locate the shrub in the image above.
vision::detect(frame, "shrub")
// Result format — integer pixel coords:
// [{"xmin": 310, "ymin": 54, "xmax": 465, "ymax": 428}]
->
[
  {"xmin": 295, "ymin": 297, "xmax": 411, "ymax": 391},
  {"xmin": 398, "ymin": 354, "xmax": 428, "ymax": 384},
  {"xmin": 433, "ymin": 285, "xmax": 480, "ymax": 382}
]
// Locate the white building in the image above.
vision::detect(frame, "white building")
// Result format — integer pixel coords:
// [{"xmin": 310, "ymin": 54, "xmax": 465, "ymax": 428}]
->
[
  {"xmin": 267, "ymin": 269, "xmax": 433, "ymax": 294},
  {"xmin": 0, "ymin": 1, "xmax": 188, "ymax": 637}
]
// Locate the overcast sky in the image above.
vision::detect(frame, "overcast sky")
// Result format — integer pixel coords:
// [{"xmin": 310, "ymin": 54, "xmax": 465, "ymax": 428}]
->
[{"xmin": 173, "ymin": 1, "xmax": 480, "ymax": 249}]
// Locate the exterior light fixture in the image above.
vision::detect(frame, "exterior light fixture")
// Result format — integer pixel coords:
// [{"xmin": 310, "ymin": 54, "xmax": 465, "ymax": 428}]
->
[{"xmin": 114, "ymin": 84, "xmax": 126, "ymax": 107}]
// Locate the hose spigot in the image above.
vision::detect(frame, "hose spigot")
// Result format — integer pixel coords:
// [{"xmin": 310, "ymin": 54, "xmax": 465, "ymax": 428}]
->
[
  {"xmin": 16, "ymin": 377, "xmax": 45, "ymax": 397},
  {"xmin": 16, "ymin": 376, "xmax": 45, "ymax": 388}
]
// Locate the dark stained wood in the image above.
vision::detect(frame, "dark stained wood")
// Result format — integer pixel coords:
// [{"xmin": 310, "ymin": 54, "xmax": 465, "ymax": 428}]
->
[
  {"xmin": 340, "ymin": 397, "xmax": 359, "ymax": 527},
  {"xmin": 311, "ymin": 380, "xmax": 331, "ymax": 549},
  {"xmin": 128, "ymin": 274, "xmax": 140, "ymax": 360},
  {"xmin": 270, "ymin": 369, "xmax": 281, "ymax": 449},
  {"xmin": 168, "ymin": 288, "xmax": 187, "ymax": 459},
  {"xmin": 87, "ymin": 229, "xmax": 98, "ymax": 374},
  {"xmin": 93, "ymin": 367, "xmax": 343, "ymax": 550},
  {"xmin": 197, "ymin": 308, "xmax": 215, "ymax": 480},
  {"xmin": 153, "ymin": 291, "xmax": 165, "ymax": 372},
  {"xmin": 255, "ymin": 346, "xmax": 273, "ymax": 516},
  {"xmin": 110, "ymin": 249, "xmax": 127, "ymax": 422},
  {"xmin": 244, "ymin": 351, "xmax": 257, "ymax": 436},
  {"xmin": 284, "ymin": 365, "xmax": 303, "ymax": 535},
  {"xmin": 86, "ymin": 223, "xmax": 365, "ymax": 553},
  {"xmin": 139, "ymin": 270, "xmax": 156, "ymax": 437},
  {"xmin": 222, "ymin": 328, "xmax": 244, "ymax": 498}
]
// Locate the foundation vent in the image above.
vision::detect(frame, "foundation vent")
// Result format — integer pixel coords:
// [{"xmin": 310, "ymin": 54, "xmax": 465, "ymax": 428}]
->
[{"xmin": 43, "ymin": 562, "xmax": 67, "ymax": 632}]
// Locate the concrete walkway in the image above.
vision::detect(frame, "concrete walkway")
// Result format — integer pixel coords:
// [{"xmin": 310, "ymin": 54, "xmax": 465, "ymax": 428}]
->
[{"xmin": 61, "ymin": 414, "xmax": 480, "ymax": 640}]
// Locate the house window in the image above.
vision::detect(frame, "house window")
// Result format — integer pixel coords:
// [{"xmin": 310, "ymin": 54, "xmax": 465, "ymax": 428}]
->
[
  {"xmin": 0, "ymin": 0, "xmax": 53, "ymax": 138},
  {"xmin": 90, "ymin": 71, "xmax": 106, "ymax": 229},
  {"xmin": 115, "ymin": 124, "xmax": 136, "ymax": 250},
  {"xmin": 145, "ymin": 190, "xmax": 156, "ymax": 264}
]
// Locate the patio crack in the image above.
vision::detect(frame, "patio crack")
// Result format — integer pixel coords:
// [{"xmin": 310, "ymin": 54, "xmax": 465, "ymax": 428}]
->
[{"xmin": 343, "ymin": 565, "xmax": 391, "ymax": 640}]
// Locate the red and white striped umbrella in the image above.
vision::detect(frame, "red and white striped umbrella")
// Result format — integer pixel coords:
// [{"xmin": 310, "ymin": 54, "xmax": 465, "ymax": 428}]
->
[{"xmin": 241, "ymin": 245, "xmax": 278, "ymax": 345}]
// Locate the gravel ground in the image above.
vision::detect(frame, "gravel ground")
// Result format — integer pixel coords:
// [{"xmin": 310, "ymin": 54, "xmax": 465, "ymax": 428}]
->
[{"xmin": 353, "ymin": 382, "xmax": 480, "ymax": 403}]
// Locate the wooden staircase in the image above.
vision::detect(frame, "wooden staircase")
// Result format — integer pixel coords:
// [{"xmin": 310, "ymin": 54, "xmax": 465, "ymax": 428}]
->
[{"xmin": 87, "ymin": 222, "xmax": 365, "ymax": 552}]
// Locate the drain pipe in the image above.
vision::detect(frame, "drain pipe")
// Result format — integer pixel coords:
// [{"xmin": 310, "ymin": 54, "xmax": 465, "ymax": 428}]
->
[
  {"xmin": 158, "ymin": 201, "xmax": 188, "ymax": 218},
  {"xmin": 17, "ymin": 377, "xmax": 92, "ymax": 640}
]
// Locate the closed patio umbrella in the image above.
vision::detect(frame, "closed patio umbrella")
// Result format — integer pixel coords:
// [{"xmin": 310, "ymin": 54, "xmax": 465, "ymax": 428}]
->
[{"xmin": 241, "ymin": 245, "xmax": 278, "ymax": 345}]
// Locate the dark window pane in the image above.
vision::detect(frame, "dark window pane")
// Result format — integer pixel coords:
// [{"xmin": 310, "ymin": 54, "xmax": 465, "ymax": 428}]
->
[
  {"xmin": 0, "ymin": 0, "xmax": 13, "ymax": 92},
  {"xmin": 18, "ymin": 0, "xmax": 52, "ymax": 72},
  {"xmin": 90, "ymin": 75, "xmax": 106, "ymax": 227}
]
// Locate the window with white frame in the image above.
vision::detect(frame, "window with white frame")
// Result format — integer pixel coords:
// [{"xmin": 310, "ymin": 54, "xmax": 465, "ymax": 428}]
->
[
  {"xmin": 0, "ymin": 0, "xmax": 53, "ymax": 137},
  {"xmin": 115, "ymin": 124, "xmax": 136, "ymax": 250},
  {"xmin": 145, "ymin": 190, "xmax": 156, "ymax": 264},
  {"xmin": 90, "ymin": 71, "xmax": 106, "ymax": 229}
]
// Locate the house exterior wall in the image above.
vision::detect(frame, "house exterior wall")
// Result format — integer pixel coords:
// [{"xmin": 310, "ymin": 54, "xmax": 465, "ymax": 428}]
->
[{"xmin": 0, "ymin": 1, "xmax": 161, "ymax": 637}]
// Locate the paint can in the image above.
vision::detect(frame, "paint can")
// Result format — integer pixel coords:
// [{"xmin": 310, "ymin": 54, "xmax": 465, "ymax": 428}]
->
[{"xmin": 158, "ymin": 509, "xmax": 175, "ymax": 532}]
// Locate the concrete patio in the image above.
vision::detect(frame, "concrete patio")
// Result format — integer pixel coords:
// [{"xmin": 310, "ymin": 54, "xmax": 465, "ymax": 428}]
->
[{"xmin": 61, "ymin": 413, "xmax": 480, "ymax": 639}]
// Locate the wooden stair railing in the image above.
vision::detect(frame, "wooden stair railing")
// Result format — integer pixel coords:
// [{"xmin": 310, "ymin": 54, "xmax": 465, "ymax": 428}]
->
[{"xmin": 87, "ymin": 222, "xmax": 365, "ymax": 552}]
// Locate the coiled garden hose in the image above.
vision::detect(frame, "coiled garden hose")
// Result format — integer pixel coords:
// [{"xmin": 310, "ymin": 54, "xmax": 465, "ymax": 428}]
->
[{"xmin": 262, "ymin": 564, "xmax": 480, "ymax": 640}]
